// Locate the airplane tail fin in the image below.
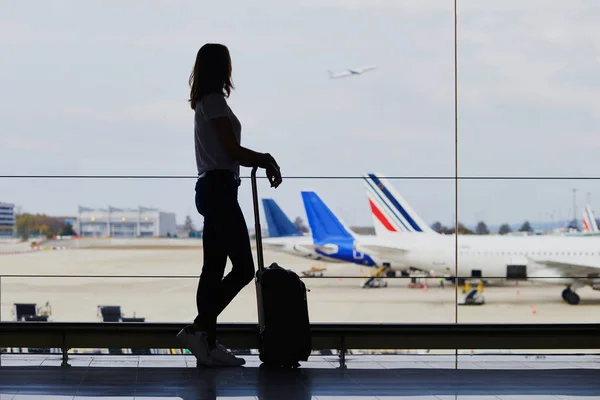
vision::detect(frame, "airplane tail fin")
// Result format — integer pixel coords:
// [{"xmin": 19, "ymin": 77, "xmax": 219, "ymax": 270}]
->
[
  {"xmin": 582, "ymin": 204, "xmax": 599, "ymax": 233},
  {"xmin": 362, "ymin": 173, "xmax": 435, "ymax": 235},
  {"xmin": 301, "ymin": 191, "xmax": 356, "ymax": 244},
  {"xmin": 261, "ymin": 199, "xmax": 302, "ymax": 238}
]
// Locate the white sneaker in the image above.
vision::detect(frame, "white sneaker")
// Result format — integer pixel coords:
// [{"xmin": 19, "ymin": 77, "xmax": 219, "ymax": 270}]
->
[
  {"xmin": 176, "ymin": 327, "xmax": 213, "ymax": 366},
  {"xmin": 210, "ymin": 343, "xmax": 245, "ymax": 366}
]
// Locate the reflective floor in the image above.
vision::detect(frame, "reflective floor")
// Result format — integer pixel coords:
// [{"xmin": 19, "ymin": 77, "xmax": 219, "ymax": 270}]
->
[{"xmin": 1, "ymin": 355, "xmax": 599, "ymax": 399}]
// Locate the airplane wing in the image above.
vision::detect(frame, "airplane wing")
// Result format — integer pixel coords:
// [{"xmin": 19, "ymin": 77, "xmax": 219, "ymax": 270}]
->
[
  {"xmin": 352, "ymin": 65, "xmax": 377, "ymax": 74},
  {"xmin": 328, "ymin": 70, "xmax": 352, "ymax": 79},
  {"xmin": 303, "ymin": 241, "xmax": 410, "ymax": 259},
  {"xmin": 328, "ymin": 65, "xmax": 377, "ymax": 78},
  {"xmin": 299, "ymin": 244, "xmax": 338, "ymax": 253},
  {"xmin": 534, "ymin": 259, "xmax": 600, "ymax": 278},
  {"xmin": 356, "ymin": 244, "xmax": 409, "ymax": 260}
]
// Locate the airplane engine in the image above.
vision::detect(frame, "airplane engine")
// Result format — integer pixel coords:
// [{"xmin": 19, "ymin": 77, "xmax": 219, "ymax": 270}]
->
[{"xmin": 315, "ymin": 243, "xmax": 339, "ymax": 255}]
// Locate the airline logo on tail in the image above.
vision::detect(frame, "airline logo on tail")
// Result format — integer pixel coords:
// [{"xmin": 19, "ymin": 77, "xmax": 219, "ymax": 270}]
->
[
  {"xmin": 363, "ymin": 173, "xmax": 434, "ymax": 235},
  {"xmin": 582, "ymin": 204, "xmax": 599, "ymax": 234}
]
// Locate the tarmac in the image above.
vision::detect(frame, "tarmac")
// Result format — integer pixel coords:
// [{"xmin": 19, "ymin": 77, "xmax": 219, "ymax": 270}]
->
[{"xmin": 2, "ymin": 245, "xmax": 600, "ymax": 325}]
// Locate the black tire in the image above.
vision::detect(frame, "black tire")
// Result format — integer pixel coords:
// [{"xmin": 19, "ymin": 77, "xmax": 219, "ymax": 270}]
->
[{"xmin": 566, "ymin": 291, "xmax": 580, "ymax": 305}]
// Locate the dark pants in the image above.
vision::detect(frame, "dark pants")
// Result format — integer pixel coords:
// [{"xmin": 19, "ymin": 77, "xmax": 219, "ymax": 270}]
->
[{"xmin": 193, "ymin": 170, "xmax": 255, "ymax": 346}]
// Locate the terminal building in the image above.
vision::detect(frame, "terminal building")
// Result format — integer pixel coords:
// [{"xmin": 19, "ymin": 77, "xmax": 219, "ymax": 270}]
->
[
  {"xmin": 0, "ymin": 202, "xmax": 16, "ymax": 237},
  {"xmin": 77, "ymin": 206, "xmax": 177, "ymax": 238}
]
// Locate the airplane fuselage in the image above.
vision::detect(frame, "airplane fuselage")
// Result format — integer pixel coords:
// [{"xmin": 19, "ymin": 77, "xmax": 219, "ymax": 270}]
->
[
  {"xmin": 361, "ymin": 232, "xmax": 600, "ymax": 286},
  {"xmin": 314, "ymin": 239, "xmax": 378, "ymax": 267}
]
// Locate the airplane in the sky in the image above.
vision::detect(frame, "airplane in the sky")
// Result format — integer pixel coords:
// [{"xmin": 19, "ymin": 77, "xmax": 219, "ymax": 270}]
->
[
  {"xmin": 327, "ymin": 65, "xmax": 377, "ymax": 79},
  {"xmin": 358, "ymin": 173, "xmax": 600, "ymax": 305}
]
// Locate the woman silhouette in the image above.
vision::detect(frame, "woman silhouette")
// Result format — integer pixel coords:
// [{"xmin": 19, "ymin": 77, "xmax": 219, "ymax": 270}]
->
[{"xmin": 177, "ymin": 43, "xmax": 282, "ymax": 366}]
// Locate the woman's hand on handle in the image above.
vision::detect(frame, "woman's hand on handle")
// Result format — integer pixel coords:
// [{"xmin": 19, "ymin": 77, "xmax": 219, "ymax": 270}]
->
[
  {"xmin": 266, "ymin": 164, "xmax": 282, "ymax": 188},
  {"xmin": 261, "ymin": 153, "xmax": 282, "ymax": 188}
]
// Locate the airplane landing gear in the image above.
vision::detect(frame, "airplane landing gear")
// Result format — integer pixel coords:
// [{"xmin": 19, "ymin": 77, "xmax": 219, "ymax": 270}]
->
[
  {"xmin": 562, "ymin": 281, "xmax": 583, "ymax": 305},
  {"xmin": 562, "ymin": 287, "xmax": 580, "ymax": 305}
]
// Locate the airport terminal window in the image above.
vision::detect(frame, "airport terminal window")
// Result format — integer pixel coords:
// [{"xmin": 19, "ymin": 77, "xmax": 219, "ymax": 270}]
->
[{"xmin": 0, "ymin": 1, "xmax": 599, "ymax": 336}]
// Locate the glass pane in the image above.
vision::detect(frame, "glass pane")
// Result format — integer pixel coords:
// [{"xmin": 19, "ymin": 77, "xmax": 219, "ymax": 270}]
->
[
  {"xmin": 1, "ymin": 1, "xmax": 454, "ymax": 177},
  {"xmin": 0, "ymin": 177, "xmax": 455, "ymax": 324},
  {"xmin": 456, "ymin": 0, "xmax": 600, "ymax": 329},
  {"xmin": 457, "ymin": 179, "xmax": 600, "ymax": 323},
  {"xmin": 457, "ymin": 1, "xmax": 600, "ymax": 177}
]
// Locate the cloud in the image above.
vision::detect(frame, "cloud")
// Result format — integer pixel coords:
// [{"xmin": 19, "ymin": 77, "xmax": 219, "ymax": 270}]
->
[
  {"xmin": 0, "ymin": 21, "xmax": 73, "ymax": 45},
  {"xmin": 456, "ymin": 3, "xmax": 600, "ymax": 119},
  {"xmin": 300, "ymin": 0, "xmax": 452, "ymax": 12},
  {"xmin": 1, "ymin": 137, "xmax": 63, "ymax": 153},
  {"xmin": 51, "ymin": 100, "xmax": 191, "ymax": 127}
]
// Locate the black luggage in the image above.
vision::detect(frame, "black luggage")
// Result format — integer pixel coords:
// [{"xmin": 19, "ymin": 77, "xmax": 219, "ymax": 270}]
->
[{"xmin": 251, "ymin": 166, "xmax": 312, "ymax": 367}]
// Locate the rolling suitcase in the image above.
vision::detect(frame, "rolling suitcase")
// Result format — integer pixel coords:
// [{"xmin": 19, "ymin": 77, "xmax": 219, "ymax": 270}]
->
[{"xmin": 251, "ymin": 166, "xmax": 312, "ymax": 367}]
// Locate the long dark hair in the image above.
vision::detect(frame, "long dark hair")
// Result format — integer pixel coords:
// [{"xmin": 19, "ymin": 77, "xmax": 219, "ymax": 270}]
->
[{"xmin": 189, "ymin": 43, "xmax": 234, "ymax": 110}]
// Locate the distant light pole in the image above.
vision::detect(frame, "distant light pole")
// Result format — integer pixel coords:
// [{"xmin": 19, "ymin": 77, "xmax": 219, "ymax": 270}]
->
[{"xmin": 572, "ymin": 189, "xmax": 578, "ymax": 228}]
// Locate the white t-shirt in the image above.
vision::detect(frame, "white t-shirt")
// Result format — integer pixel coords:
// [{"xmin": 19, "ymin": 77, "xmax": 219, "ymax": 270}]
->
[{"xmin": 194, "ymin": 92, "xmax": 241, "ymax": 177}]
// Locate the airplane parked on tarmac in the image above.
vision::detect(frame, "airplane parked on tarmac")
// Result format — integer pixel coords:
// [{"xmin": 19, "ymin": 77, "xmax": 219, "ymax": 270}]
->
[
  {"xmin": 358, "ymin": 173, "xmax": 600, "ymax": 305},
  {"xmin": 300, "ymin": 191, "xmax": 380, "ymax": 269},
  {"xmin": 261, "ymin": 197, "xmax": 393, "ymax": 281},
  {"xmin": 261, "ymin": 198, "xmax": 344, "ymax": 264}
]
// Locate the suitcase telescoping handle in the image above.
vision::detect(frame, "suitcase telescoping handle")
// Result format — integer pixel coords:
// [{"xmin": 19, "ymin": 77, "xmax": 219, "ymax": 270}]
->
[{"xmin": 251, "ymin": 166, "xmax": 265, "ymax": 273}]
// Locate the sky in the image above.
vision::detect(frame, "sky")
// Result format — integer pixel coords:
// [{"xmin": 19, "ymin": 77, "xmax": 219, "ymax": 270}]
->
[{"xmin": 1, "ymin": 0, "xmax": 599, "ymax": 230}]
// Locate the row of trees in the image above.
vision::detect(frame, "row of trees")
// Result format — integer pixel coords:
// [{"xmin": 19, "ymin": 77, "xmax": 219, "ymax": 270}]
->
[
  {"xmin": 16, "ymin": 213, "xmax": 76, "ymax": 239},
  {"xmin": 185, "ymin": 212, "xmax": 536, "ymax": 237},
  {"xmin": 183, "ymin": 214, "xmax": 310, "ymax": 238},
  {"xmin": 431, "ymin": 221, "xmax": 535, "ymax": 235},
  {"xmin": 185, "ymin": 215, "xmax": 310, "ymax": 231}
]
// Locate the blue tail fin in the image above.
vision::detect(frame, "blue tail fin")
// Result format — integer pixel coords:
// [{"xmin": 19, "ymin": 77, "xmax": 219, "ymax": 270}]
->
[
  {"xmin": 301, "ymin": 191, "xmax": 355, "ymax": 243},
  {"xmin": 261, "ymin": 199, "xmax": 301, "ymax": 238}
]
